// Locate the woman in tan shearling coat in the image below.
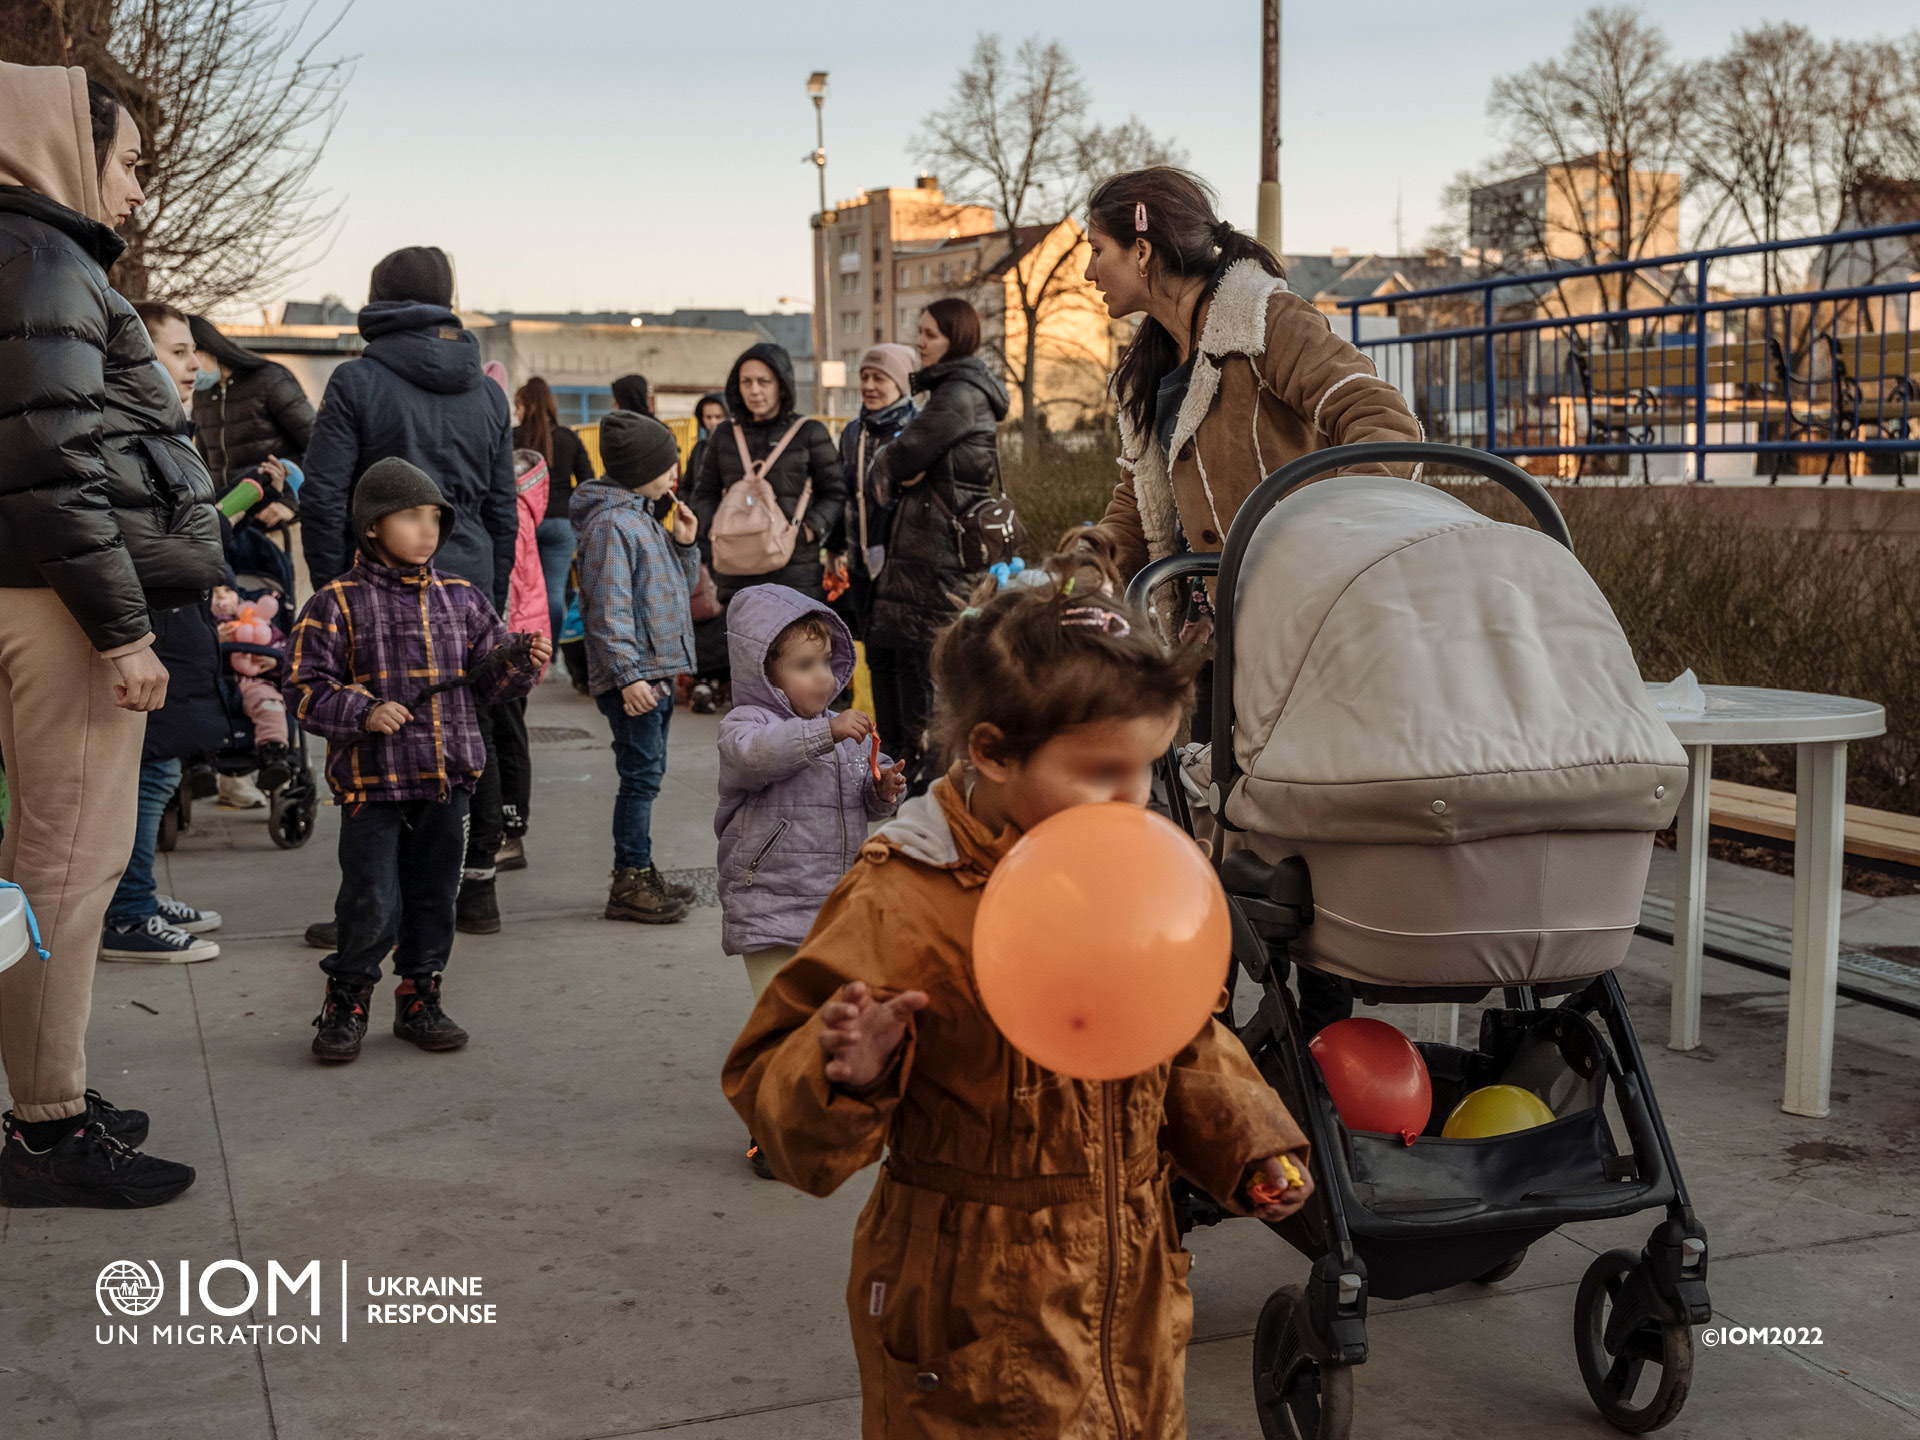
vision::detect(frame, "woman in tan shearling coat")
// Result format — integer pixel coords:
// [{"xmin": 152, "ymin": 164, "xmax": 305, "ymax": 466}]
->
[{"xmin": 1080, "ymin": 168, "xmax": 1423, "ymax": 579}]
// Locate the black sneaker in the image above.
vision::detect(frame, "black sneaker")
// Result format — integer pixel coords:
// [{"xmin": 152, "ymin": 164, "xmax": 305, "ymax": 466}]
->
[
  {"xmin": 255, "ymin": 741, "xmax": 293, "ymax": 792},
  {"xmin": 84, "ymin": 1090, "xmax": 149, "ymax": 1149},
  {"xmin": 455, "ymin": 877, "xmax": 500, "ymax": 935},
  {"xmin": 393, "ymin": 975, "xmax": 469, "ymax": 1051},
  {"xmin": 745, "ymin": 1137, "xmax": 775, "ymax": 1181},
  {"xmin": 644, "ymin": 865, "xmax": 698, "ymax": 905},
  {"xmin": 311, "ymin": 977, "xmax": 375, "ymax": 1061},
  {"xmin": 690, "ymin": 682, "xmax": 717, "ymax": 715},
  {"xmin": 305, "ymin": 919, "xmax": 337, "ymax": 950},
  {"xmin": 1, "ymin": 1114, "xmax": 195, "ymax": 1209}
]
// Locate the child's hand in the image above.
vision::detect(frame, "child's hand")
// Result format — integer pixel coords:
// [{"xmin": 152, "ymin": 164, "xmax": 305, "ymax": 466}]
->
[
  {"xmin": 1244, "ymin": 1155, "xmax": 1314, "ymax": 1222},
  {"xmin": 622, "ymin": 679, "xmax": 661, "ymax": 716},
  {"xmin": 365, "ymin": 700, "xmax": 412, "ymax": 734},
  {"xmin": 818, "ymin": 980, "xmax": 928, "ymax": 1093},
  {"xmin": 527, "ymin": 634, "xmax": 553, "ymax": 668},
  {"xmin": 829, "ymin": 708, "xmax": 875, "ymax": 744},
  {"xmin": 876, "ymin": 758, "xmax": 908, "ymax": 804},
  {"xmin": 216, "ymin": 620, "xmax": 240, "ymax": 642},
  {"xmin": 669, "ymin": 502, "xmax": 698, "ymax": 546}
]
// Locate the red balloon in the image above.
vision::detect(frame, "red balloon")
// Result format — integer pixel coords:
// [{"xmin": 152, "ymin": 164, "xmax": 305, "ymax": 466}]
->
[
  {"xmin": 973, "ymin": 802, "xmax": 1230, "ymax": 1080},
  {"xmin": 1309, "ymin": 1018, "xmax": 1432, "ymax": 1145}
]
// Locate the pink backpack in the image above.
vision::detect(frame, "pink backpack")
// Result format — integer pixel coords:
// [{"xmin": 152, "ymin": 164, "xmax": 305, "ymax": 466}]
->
[{"xmin": 710, "ymin": 420, "xmax": 811, "ymax": 577}]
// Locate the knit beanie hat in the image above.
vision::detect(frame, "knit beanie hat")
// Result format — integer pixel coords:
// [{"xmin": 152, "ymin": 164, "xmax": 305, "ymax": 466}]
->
[
  {"xmin": 858, "ymin": 343, "xmax": 916, "ymax": 402},
  {"xmin": 368, "ymin": 246, "xmax": 455, "ymax": 307},
  {"xmin": 599, "ymin": 410, "xmax": 681, "ymax": 489},
  {"xmin": 352, "ymin": 457, "xmax": 455, "ymax": 559}
]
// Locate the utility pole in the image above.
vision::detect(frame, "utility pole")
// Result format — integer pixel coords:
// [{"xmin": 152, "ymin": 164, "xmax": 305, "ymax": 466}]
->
[
  {"xmin": 1257, "ymin": 0, "xmax": 1282, "ymax": 257},
  {"xmin": 807, "ymin": 71, "xmax": 835, "ymax": 417}
]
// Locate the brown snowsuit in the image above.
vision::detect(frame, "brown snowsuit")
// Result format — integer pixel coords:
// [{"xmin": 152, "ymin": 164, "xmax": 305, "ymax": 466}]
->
[{"xmin": 722, "ymin": 775, "xmax": 1309, "ymax": 1438}]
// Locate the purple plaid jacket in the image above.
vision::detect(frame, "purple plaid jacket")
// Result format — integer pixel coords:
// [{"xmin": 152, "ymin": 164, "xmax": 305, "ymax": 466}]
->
[{"xmin": 285, "ymin": 554, "xmax": 538, "ymax": 802}]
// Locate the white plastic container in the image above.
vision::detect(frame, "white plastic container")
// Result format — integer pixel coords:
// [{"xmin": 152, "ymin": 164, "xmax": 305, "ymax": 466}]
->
[{"xmin": 1, "ymin": 883, "xmax": 33, "ymax": 975}]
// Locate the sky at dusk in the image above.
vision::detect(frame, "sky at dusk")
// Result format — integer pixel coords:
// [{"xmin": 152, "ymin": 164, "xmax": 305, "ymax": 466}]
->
[{"xmin": 272, "ymin": 0, "xmax": 1920, "ymax": 317}]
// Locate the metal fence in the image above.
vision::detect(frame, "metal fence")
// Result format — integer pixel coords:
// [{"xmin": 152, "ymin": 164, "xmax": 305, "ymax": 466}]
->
[{"xmin": 1335, "ymin": 222, "xmax": 1920, "ymax": 484}]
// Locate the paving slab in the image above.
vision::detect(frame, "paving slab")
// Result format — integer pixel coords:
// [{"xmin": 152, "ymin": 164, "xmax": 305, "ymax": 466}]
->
[{"xmin": 3, "ymin": 677, "xmax": 1918, "ymax": 1438}]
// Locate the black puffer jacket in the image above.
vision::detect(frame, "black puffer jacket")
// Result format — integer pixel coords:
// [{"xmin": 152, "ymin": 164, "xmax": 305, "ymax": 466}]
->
[
  {"xmin": 192, "ymin": 360, "xmax": 316, "ymax": 482},
  {"xmin": 689, "ymin": 343, "xmax": 847, "ymax": 602},
  {"xmin": 144, "ymin": 603, "xmax": 244, "ymax": 763},
  {"xmin": 0, "ymin": 186, "xmax": 225, "ymax": 652},
  {"xmin": 300, "ymin": 300, "xmax": 517, "ymax": 612},
  {"xmin": 865, "ymin": 354, "xmax": 1010, "ymax": 649}
]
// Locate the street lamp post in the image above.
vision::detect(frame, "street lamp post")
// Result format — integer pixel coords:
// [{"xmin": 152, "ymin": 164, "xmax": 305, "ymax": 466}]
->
[
  {"xmin": 807, "ymin": 70, "xmax": 834, "ymax": 417},
  {"xmin": 1258, "ymin": 0, "xmax": 1282, "ymax": 256}
]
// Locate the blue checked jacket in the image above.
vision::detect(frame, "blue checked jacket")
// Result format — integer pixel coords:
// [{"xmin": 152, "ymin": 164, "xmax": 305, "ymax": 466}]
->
[{"xmin": 570, "ymin": 478, "xmax": 699, "ymax": 696}]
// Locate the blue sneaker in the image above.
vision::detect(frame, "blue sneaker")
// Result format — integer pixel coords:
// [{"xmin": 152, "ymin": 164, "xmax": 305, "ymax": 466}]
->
[
  {"xmin": 101, "ymin": 915, "xmax": 219, "ymax": 964},
  {"xmin": 154, "ymin": 895, "xmax": 221, "ymax": 934}
]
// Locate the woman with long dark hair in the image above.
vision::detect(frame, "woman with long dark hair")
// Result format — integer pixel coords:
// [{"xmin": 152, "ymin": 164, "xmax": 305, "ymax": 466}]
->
[
  {"xmin": 189, "ymin": 314, "xmax": 316, "ymax": 481},
  {"xmin": 514, "ymin": 375, "xmax": 595, "ymax": 643},
  {"xmin": 1080, "ymin": 167, "xmax": 1421, "ymax": 579},
  {"xmin": 863, "ymin": 297, "xmax": 1008, "ymax": 793}
]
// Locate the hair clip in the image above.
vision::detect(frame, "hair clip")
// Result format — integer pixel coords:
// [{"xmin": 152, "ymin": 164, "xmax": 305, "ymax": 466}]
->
[
  {"xmin": 1060, "ymin": 606, "xmax": 1131, "ymax": 638},
  {"xmin": 988, "ymin": 558, "xmax": 1027, "ymax": 588},
  {"xmin": 960, "ymin": 606, "xmax": 983, "ymax": 620},
  {"xmin": 1060, "ymin": 577, "xmax": 1076, "ymax": 597},
  {"xmin": 1134, "ymin": 202, "xmax": 1148, "ymax": 234}
]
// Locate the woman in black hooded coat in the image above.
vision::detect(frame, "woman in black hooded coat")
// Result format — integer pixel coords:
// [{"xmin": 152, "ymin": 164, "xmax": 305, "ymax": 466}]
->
[
  {"xmin": 688, "ymin": 343, "xmax": 846, "ymax": 603},
  {"xmin": 188, "ymin": 315, "xmax": 315, "ymax": 482}
]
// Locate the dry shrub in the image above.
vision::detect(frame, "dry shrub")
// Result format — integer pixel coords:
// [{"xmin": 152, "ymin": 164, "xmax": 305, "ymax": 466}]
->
[{"xmin": 999, "ymin": 442, "xmax": 1121, "ymax": 557}]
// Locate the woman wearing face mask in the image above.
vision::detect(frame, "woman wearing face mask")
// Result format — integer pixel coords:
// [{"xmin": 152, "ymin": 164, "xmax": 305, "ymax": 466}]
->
[
  {"xmin": 863, "ymin": 298, "xmax": 1009, "ymax": 795},
  {"xmin": 188, "ymin": 313, "xmax": 315, "ymax": 484},
  {"xmin": 833, "ymin": 344, "xmax": 917, "ymax": 638},
  {"xmin": 688, "ymin": 342, "xmax": 847, "ymax": 604},
  {"xmin": 0, "ymin": 63, "xmax": 224, "ymax": 1209}
]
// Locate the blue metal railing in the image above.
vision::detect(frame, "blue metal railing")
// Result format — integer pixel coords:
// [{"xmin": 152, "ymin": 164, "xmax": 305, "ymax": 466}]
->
[{"xmin": 1335, "ymin": 222, "xmax": 1920, "ymax": 483}]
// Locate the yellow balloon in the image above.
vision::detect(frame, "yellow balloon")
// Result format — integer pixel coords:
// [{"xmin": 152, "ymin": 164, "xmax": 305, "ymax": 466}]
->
[{"xmin": 1441, "ymin": 1084, "xmax": 1556, "ymax": 1139}]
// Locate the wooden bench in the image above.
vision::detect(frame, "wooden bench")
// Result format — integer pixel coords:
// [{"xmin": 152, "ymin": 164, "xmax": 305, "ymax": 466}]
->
[{"xmin": 1705, "ymin": 778, "xmax": 1920, "ymax": 875}]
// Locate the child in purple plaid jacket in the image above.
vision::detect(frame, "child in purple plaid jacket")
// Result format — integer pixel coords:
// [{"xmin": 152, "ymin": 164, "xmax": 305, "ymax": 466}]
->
[{"xmin": 285, "ymin": 458, "xmax": 549, "ymax": 1062}]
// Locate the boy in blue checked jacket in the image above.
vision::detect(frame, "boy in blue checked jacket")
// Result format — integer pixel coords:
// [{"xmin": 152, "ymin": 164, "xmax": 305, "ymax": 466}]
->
[
  {"xmin": 285, "ymin": 458, "xmax": 549, "ymax": 1061},
  {"xmin": 570, "ymin": 411, "xmax": 702, "ymax": 925}
]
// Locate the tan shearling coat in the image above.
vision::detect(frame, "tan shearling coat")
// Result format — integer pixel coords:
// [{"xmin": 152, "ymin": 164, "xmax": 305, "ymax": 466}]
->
[
  {"xmin": 1090, "ymin": 260, "xmax": 1425, "ymax": 577},
  {"xmin": 722, "ymin": 775, "xmax": 1308, "ymax": 1439}
]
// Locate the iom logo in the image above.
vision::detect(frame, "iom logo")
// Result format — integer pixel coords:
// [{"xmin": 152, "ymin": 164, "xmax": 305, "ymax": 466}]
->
[{"xmin": 96, "ymin": 1260, "xmax": 166, "ymax": 1317}]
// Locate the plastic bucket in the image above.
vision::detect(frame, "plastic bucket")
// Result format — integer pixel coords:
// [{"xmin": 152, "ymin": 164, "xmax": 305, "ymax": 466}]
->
[{"xmin": 0, "ymin": 883, "xmax": 30, "ymax": 975}]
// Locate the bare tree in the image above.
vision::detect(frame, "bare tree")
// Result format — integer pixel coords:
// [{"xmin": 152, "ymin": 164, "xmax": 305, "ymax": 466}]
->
[
  {"xmin": 1450, "ymin": 7, "xmax": 1688, "ymax": 316},
  {"xmin": 914, "ymin": 35, "xmax": 1179, "ymax": 453},
  {"xmin": 0, "ymin": 0, "xmax": 351, "ymax": 307}
]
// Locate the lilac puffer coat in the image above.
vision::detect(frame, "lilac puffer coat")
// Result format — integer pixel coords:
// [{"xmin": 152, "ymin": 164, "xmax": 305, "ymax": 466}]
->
[{"xmin": 716, "ymin": 585, "xmax": 895, "ymax": 954}]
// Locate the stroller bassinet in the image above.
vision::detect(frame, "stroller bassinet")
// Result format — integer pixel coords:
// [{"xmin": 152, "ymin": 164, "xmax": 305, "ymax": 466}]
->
[{"xmin": 1131, "ymin": 443, "xmax": 1712, "ymax": 1439}]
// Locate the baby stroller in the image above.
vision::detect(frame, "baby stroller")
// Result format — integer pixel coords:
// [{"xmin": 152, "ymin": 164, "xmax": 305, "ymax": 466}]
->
[{"xmin": 1128, "ymin": 443, "xmax": 1711, "ymax": 1438}]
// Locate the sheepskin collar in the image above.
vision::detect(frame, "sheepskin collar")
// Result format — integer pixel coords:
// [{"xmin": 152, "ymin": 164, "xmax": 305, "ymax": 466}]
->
[{"xmin": 1120, "ymin": 260, "xmax": 1290, "ymax": 562}]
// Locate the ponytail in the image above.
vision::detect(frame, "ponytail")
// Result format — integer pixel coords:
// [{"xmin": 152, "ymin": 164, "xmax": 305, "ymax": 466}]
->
[{"xmin": 1087, "ymin": 167, "xmax": 1284, "ymax": 441}]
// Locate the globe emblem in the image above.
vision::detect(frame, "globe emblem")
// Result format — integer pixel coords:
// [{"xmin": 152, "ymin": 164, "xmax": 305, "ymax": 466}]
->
[{"xmin": 96, "ymin": 1260, "xmax": 165, "ymax": 1317}]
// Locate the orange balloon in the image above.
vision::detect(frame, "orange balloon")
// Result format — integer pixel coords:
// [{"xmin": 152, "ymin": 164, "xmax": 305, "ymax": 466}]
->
[{"xmin": 973, "ymin": 802, "xmax": 1230, "ymax": 1080}]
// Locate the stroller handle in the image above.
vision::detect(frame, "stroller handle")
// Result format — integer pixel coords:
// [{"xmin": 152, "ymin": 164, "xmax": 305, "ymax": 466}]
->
[{"xmin": 1128, "ymin": 441, "xmax": 1574, "ymax": 827}]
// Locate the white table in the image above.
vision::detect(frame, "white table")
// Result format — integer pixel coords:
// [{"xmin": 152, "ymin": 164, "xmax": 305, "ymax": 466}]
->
[{"xmin": 1657, "ymin": 685, "xmax": 1886, "ymax": 1117}]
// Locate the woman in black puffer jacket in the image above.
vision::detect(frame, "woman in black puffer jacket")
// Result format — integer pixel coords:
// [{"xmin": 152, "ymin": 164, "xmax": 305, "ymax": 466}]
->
[
  {"xmin": 188, "ymin": 315, "xmax": 315, "ymax": 482},
  {"xmin": 689, "ymin": 341, "xmax": 847, "ymax": 603},
  {"xmin": 865, "ymin": 298, "xmax": 1009, "ymax": 792},
  {"xmin": 0, "ymin": 65, "xmax": 221, "ymax": 1208}
]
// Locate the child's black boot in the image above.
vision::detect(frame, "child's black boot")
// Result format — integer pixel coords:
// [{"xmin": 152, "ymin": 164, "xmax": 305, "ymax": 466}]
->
[
  {"xmin": 455, "ymin": 874, "xmax": 500, "ymax": 935},
  {"xmin": 255, "ymin": 740, "xmax": 293, "ymax": 792},
  {"xmin": 393, "ymin": 975, "xmax": 469, "ymax": 1051},
  {"xmin": 311, "ymin": 977, "xmax": 375, "ymax": 1061}
]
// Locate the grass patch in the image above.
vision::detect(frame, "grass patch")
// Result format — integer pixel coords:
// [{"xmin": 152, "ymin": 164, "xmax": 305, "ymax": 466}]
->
[{"xmin": 1441, "ymin": 483, "xmax": 1918, "ymax": 818}]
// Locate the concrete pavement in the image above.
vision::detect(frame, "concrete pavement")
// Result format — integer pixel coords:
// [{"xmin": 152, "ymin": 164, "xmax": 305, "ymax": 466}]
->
[{"xmin": 3, "ymin": 676, "xmax": 1918, "ymax": 1439}]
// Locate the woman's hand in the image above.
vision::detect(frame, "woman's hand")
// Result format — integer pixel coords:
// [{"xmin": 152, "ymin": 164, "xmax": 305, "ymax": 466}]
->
[
  {"xmin": 818, "ymin": 980, "xmax": 928, "ymax": 1093},
  {"xmin": 829, "ymin": 708, "xmax": 875, "ymax": 744},
  {"xmin": 1244, "ymin": 1155, "xmax": 1314, "ymax": 1222},
  {"xmin": 365, "ymin": 700, "xmax": 412, "ymax": 734},
  {"xmin": 109, "ymin": 647, "xmax": 169, "ymax": 712},
  {"xmin": 622, "ymin": 679, "xmax": 661, "ymax": 716}
]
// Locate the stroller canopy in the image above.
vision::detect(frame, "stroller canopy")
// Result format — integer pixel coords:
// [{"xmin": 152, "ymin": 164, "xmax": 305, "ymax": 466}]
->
[{"xmin": 1226, "ymin": 475, "xmax": 1687, "ymax": 846}]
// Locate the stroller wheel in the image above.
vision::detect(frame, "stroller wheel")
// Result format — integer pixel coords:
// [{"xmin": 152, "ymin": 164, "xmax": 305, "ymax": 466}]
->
[
  {"xmin": 268, "ymin": 791, "xmax": 315, "ymax": 850},
  {"xmin": 1574, "ymin": 1247, "xmax": 1694, "ymax": 1433},
  {"xmin": 1474, "ymin": 1246, "xmax": 1529, "ymax": 1284},
  {"xmin": 1253, "ymin": 1284, "xmax": 1354, "ymax": 1440}
]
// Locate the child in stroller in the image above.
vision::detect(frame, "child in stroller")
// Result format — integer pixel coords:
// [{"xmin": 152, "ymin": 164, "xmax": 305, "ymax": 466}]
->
[{"xmin": 1129, "ymin": 442, "xmax": 1714, "ymax": 1439}]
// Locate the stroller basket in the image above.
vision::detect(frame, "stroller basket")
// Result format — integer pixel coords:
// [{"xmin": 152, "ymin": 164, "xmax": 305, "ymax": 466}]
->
[{"xmin": 1130, "ymin": 443, "xmax": 1710, "ymax": 1438}]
